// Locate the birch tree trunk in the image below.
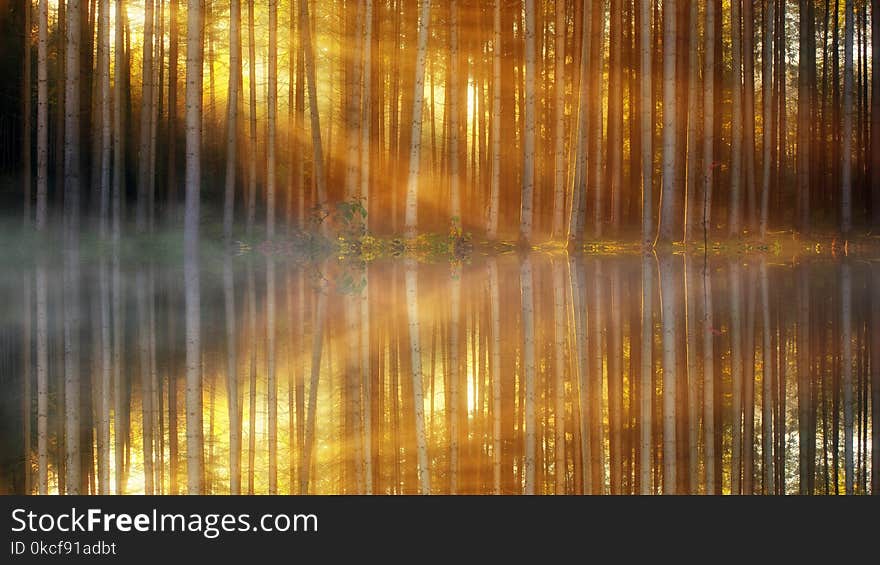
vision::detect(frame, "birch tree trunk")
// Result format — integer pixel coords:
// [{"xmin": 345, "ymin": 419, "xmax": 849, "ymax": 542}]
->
[
  {"xmin": 488, "ymin": 258, "xmax": 502, "ymax": 492},
  {"xmin": 36, "ymin": 0, "xmax": 48, "ymax": 230},
  {"xmin": 520, "ymin": 0, "xmax": 537, "ymax": 244},
  {"xmin": 729, "ymin": 0, "xmax": 744, "ymax": 236},
  {"xmin": 403, "ymin": 0, "xmax": 432, "ymax": 239},
  {"xmin": 137, "ymin": 0, "xmax": 154, "ymax": 232},
  {"xmin": 405, "ymin": 259, "xmax": 430, "ymax": 493},
  {"xmin": 520, "ymin": 256, "xmax": 536, "ymax": 493},
  {"xmin": 702, "ymin": 0, "xmax": 716, "ymax": 243},
  {"xmin": 361, "ymin": 0, "xmax": 373, "ymax": 227},
  {"xmin": 657, "ymin": 0, "xmax": 677, "ymax": 243},
  {"xmin": 551, "ymin": 0, "xmax": 566, "ymax": 239},
  {"xmin": 36, "ymin": 263, "xmax": 48, "ymax": 494},
  {"xmin": 841, "ymin": 0, "xmax": 854, "ymax": 234},
  {"xmin": 299, "ymin": 0, "xmax": 327, "ymax": 215},
  {"xmin": 640, "ymin": 253, "xmax": 653, "ymax": 493},
  {"xmin": 487, "ymin": 0, "xmax": 501, "ymax": 239},
  {"xmin": 267, "ymin": 0, "xmax": 277, "ymax": 237},
  {"xmin": 449, "ymin": 0, "xmax": 461, "ymax": 224},
  {"xmin": 184, "ymin": 0, "xmax": 203, "ymax": 495},
  {"xmin": 640, "ymin": 0, "xmax": 652, "ymax": 246},
  {"xmin": 659, "ymin": 253, "xmax": 677, "ymax": 493},
  {"xmin": 760, "ymin": 0, "xmax": 775, "ymax": 238},
  {"xmin": 683, "ymin": 0, "xmax": 700, "ymax": 244},
  {"xmin": 223, "ymin": 0, "xmax": 241, "ymax": 241}
]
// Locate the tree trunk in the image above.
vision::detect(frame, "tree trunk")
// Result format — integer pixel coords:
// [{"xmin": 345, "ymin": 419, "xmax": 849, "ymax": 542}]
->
[
  {"xmin": 640, "ymin": 0, "xmax": 652, "ymax": 246},
  {"xmin": 743, "ymin": 0, "xmax": 757, "ymax": 230},
  {"xmin": 245, "ymin": 0, "xmax": 256, "ymax": 234},
  {"xmin": 520, "ymin": 0, "xmax": 537, "ymax": 244},
  {"xmin": 488, "ymin": 258, "xmax": 502, "ymax": 492},
  {"xmin": 730, "ymin": 0, "xmax": 744, "ymax": 236},
  {"xmin": 760, "ymin": 0, "xmax": 775, "ymax": 238},
  {"xmin": 796, "ymin": 0, "xmax": 812, "ymax": 232},
  {"xmin": 608, "ymin": 0, "xmax": 623, "ymax": 233},
  {"xmin": 659, "ymin": 253, "xmax": 678, "ymax": 493},
  {"xmin": 683, "ymin": 0, "xmax": 700, "ymax": 243},
  {"xmin": 872, "ymin": 0, "xmax": 879, "ymax": 230},
  {"xmin": 640, "ymin": 253, "xmax": 653, "ymax": 492},
  {"xmin": 551, "ymin": 260, "xmax": 567, "ymax": 492},
  {"xmin": 184, "ymin": 0, "xmax": 202, "ymax": 495},
  {"xmin": 841, "ymin": 0, "xmax": 854, "ymax": 234},
  {"xmin": 299, "ymin": 0, "xmax": 327, "ymax": 216},
  {"xmin": 403, "ymin": 0, "xmax": 431, "ymax": 239},
  {"xmin": 36, "ymin": 263, "xmax": 48, "ymax": 494},
  {"xmin": 36, "ymin": 0, "xmax": 48, "ymax": 230},
  {"xmin": 23, "ymin": 0, "xmax": 31, "ymax": 227},
  {"xmin": 137, "ymin": 0, "xmax": 154, "ymax": 232},
  {"xmin": 657, "ymin": 0, "xmax": 677, "ymax": 243},
  {"xmin": 702, "ymin": 0, "xmax": 716, "ymax": 244},
  {"xmin": 488, "ymin": 0, "xmax": 501, "ymax": 239},
  {"xmin": 112, "ymin": 0, "xmax": 124, "ymax": 239},
  {"xmin": 449, "ymin": 0, "xmax": 461, "ymax": 225},
  {"xmin": 223, "ymin": 0, "xmax": 241, "ymax": 241},
  {"xmin": 404, "ymin": 259, "xmax": 430, "ymax": 493},
  {"xmin": 551, "ymin": 0, "xmax": 566, "ymax": 239},
  {"xmin": 361, "ymin": 0, "xmax": 374, "ymax": 227},
  {"xmin": 64, "ymin": 0, "xmax": 81, "ymax": 232},
  {"xmin": 520, "ymin": 256, "xmax": 536, "ymax": 493},
  {"xmin": 840, "ymin": 262, "xmax": 853, "ymax": 493},
  {"xmin": 223, "ymin": 255, "xmax": 240, "ymax": 494}
]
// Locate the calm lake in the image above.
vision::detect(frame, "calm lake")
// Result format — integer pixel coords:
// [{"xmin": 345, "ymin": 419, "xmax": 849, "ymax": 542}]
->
[{"xmin": 1, "ymin": 239, "xmax": 877, "ymax": 495}]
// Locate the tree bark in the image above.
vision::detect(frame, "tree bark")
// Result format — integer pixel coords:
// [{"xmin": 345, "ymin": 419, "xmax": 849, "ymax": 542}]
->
[
  {"xmin": 223, "ymin": 0, "xmax": 241, "ymax": 241},
  {"xmin": 184, "ymin": 0, "xmax": 202, "ymax": 495},
  {"xmin": 520, "ymin": 0, "xmax": 537, "ymax": 243},
  {"xmin": 657, "ymin": 0, "xmax": 677, "ymax": 243},
  {"xmin": 403, "ymin": 0, "xmax": 431, "ymax": 238},
  {"xmin": 841, "ymin": 0, "xmax": 854, "ymax": 234}
]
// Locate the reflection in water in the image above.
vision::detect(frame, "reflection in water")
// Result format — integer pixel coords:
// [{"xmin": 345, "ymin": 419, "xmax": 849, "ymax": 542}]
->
[{"xmin": 1, "ymin": 249, "xmax": 878, "ymax": 495}]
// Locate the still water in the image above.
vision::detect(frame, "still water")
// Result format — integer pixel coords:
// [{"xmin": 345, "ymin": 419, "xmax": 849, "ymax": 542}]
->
[{"xmin": 1, "ymin": 242, "xmax": 877, "ymax": 495}]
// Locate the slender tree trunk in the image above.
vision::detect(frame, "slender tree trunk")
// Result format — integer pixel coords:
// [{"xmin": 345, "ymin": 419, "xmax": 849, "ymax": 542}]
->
[
  {"xmin": 658, "ymin": 253, "xmax": 678, "ymax": 493},
  {"xmin": 245, "ymin": 0, "xmax": 257, "ymax": 234},
  {"xmin": 608, "ymin": 0, "xmax": 623, "ymax": 233},
  {"xmin": 23, "ymin": 0, "xmax": 32, "ymax": 226},
  {"xmin": 488, "ymin": 258, "xmax": 502, "ymax": 492},
  {"xmin": 403, "ymin": 0, "xmax": 431, "ymax": 239},
  {"xmin": 299, "ymin": 0, "xmax": 327, "ymax": 216},
  {"xmin": 841, "ymin": 0, "xmax": 854, "ymax": 234},
  {"xmin": 267, "ymin": 255, "xmax": 277, "ymax": 492},
  {"xmin": 36, "ymin": 0, "xmax": 48, "ymax": 230},
  {"xmin": 449, "ymin": 0, "xmax": 461, "ymax": 225},
  {"xmin": 551, "ymin": 0, "xmax": 566, "ymax": 239},
  {"xmin": 840, "ymin": 261, "xmax": 853, "ymax": 494},
  {"xmin": 872, "ymin": 0, "xmax": 879, "ymax": 230},
  {"xmin": 184, "ymin": 0, "xmax": 202, "ymax": 495},
  {"xmin": 640, "ymin": 253, "xmax": 653, "ymax": 492},
  {"xmin": 64, "ymin": 0, "xmax": 81, "ymax": 232},
  {"xmin": 137, "ymin": 0, "xmax": 154, "ymax": 232},
  {"xmin": 404, "ymin": 259, "xmax": 430, "ymax": 493},
  {"xmin": 683, "ymin": 0, "xmax": 700, "ymax": 244},
  {"xmin": 520, "ymin": 256, "xmax": 536, "ymax": 492},
  {"xmin": 97, "ymin": 0, "xmax": 110, "ymax": 237},
  {"xmin": 743, "ymin": 0, "xmax": 757, "ymax": 230},
  {"xmin": 657, "ymin": 0, "xmax": 677, "ymax": 243},
  {"xmin": 702, "ymin": 0, "xmax": 716, "ymax": 244},
  {"xmin": 267, "ymin": 0, "xmax": 277, "ymax": 238},
  {"xmin": 760, "ymin": 0, "xmax": 775, "ymax": 238},
  {"xmin": 797, "ymin": 0, "xmax": 812, "ymax": 232},
  {"xmin": 361, "ymin": 0, "xmax": 373, "ymax": 227},
  {"xmin": 702, "ymin": 255, "xmax": 715, "ymax": 493},
  {"xmin": 760, "ymin": 258, "xmax": 774, "ymax": 493},
  {"xmin": 551, "ymin": 260, "xmax": 567, "ymax": 492},
  {"xmin": 488, "ymin": 0, "xmax": 501, "ymax": 239},
  {"xmin": 520, "ymin": 0, "xmax": 537, "ymax": 243},
  {"xmin": 730, "ymin": 0, "xmax": 744, "ymax": 236},
  {"xmin": 223, "ymin": 0, "xmax": 241, "ymax": 241},
  {"xmin": 36, "ymin": 263, "xmax": 48, "ymax": 494},
  {"xmin": 640, "ymin": 0, "xmax": 653, "ymax": 246},
  {"xmin": 112, "ymin": 0, "xmax": 124, "ymax": 238}
]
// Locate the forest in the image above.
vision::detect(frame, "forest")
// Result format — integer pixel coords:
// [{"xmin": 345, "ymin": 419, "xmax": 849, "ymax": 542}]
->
[
  {"xmin": 0, "ymin": 0, "xmax": 877, "ymax": 243},
  {"xmin": 0, "ymin": 1, "xmax": 878, "ymax": 497}
]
